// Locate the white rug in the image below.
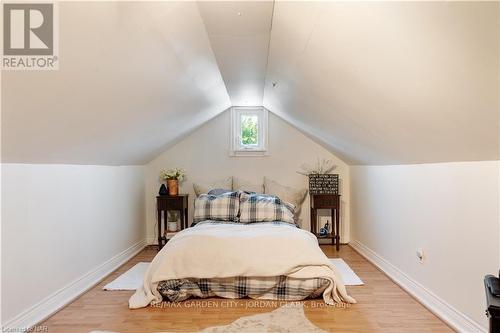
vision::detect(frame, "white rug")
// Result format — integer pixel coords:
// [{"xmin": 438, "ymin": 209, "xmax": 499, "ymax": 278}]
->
[
  {"xmin": 103, "ymin": 262, "xmax": 149, "ymax": 290},
  {"xmin": 89, "ymin": 303, "xmax": 326, "ymax": 333},
  {"xmin": 103, "ymin": 259, "xmax": 362, "ymax": 290},
  {"xmin": 198, "ymin": 303, "xmax": 326, "ymax": 333},
  {"xmin": 329, "ymin": 258, "xmax": 364, "ymax": 285}
]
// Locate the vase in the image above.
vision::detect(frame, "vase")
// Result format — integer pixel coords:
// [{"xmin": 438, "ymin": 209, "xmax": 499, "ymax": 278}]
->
[
  {"xmin": 167, "ymin": 221, "xmax": 178, "ymax": 232},
  {"xmin": 159, "ymin": 184, "xmax": 168, "ymax": 196},
  {"xmin": 167, "ymin": 179, "xmax": 178, "ymax": 196}
]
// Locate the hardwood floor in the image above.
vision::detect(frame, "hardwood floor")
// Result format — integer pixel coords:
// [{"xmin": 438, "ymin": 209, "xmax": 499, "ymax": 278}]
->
[{"xmin": 40, "ymin": 245, "xmax": 453, "ymax": 333}]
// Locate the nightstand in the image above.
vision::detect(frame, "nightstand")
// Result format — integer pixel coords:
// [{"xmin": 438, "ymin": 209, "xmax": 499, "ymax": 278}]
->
[
  {"xmin": 310, "ymin": 194, "xmax": 341, "ymax": 250},
  {"xmin": 156, "ymin": 194, "xmax": 188, "ymax": 250}
]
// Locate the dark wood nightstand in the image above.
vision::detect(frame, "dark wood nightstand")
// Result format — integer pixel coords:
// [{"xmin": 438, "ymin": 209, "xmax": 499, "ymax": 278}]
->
[
  {"xmin": 156, "ymin": 194, "xmax": 188, "ymax": 250},
  {"xmin": 310, "ymin": 194, "xmax": 341, "ymax": 250}
]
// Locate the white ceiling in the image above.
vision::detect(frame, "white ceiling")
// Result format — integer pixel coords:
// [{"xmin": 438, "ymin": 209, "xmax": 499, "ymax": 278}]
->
[
  {"xmin": 264, "ymin": 1, "xmax": 500, "ymax": 164},
  {"xmin": 2, "ymin": 2, "xmax": 231, "ymax": 165},
  {"xmin": 197, "ymin": 1, "xmax": 273, "ymax": 106},
  {"xmin": 2, "ymin": 1, "xmax": 499, "ymax": 165}
]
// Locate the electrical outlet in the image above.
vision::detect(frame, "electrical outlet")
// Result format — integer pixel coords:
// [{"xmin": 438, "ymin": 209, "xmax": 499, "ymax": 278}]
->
[{"xmin": 416, "ymin": 248, "xmax": 425, "ymax": 263}]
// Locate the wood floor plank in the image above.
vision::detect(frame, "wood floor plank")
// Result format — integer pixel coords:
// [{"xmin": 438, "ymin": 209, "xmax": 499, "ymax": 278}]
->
[{"xmin": 39, "ymin": 245, "xmax": 453, "ymax": 332}]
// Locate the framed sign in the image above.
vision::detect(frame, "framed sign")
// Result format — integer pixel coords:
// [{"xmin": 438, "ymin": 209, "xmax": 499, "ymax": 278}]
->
[{"xmin": 309, "ymin": 174, "xmax": 339, "ymax": 194}]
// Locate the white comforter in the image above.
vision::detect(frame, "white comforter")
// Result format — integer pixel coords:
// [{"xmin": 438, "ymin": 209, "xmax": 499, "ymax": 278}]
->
[{"xmin": 129, "ymin": 222, "xmax": 355, "ymax": 308}]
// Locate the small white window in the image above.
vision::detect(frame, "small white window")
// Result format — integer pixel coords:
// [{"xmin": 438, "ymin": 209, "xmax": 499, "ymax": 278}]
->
[{"xmin": 230, "ymin": 107, "xmax": 268, "ymax": 156}]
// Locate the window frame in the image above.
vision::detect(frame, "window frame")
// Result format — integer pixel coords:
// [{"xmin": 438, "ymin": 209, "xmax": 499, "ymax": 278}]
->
[{"xmin": 230, "ymin": 106, "xmax": 268, "ymax": 156}]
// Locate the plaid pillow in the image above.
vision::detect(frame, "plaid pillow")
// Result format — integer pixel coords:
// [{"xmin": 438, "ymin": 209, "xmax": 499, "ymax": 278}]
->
[
  {"xmin": 193, "ymin": 191, "xmax": 240, "ymax": 223},
  {"xmin": 239, "ymin": 192, "xmax": 295, "ymax": 224}
]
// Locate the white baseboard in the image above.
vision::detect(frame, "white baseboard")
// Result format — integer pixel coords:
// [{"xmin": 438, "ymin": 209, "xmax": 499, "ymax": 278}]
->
[
  {"xmin": 349, "ymin": 240, "xmax": 486, "ymax": 333},
  {"xmin": 146, "ymin": 236, "xmax": 157, "ymax": 245},
  {"xmin": 3, "ymin": 239, "xmax": 146, "ymax": 332}
]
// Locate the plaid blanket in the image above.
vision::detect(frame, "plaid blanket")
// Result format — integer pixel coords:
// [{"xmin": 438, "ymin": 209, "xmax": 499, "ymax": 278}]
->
[{"xmin": 157, "ymin": 276, "xmax": 329, "ymax": 302}]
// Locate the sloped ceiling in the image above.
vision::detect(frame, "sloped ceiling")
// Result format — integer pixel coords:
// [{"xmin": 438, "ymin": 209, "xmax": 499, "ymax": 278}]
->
[
  {"xmin": 2, "ymin": 1, "xmax": 499, "ymax": 165},
  {"xmin": 264, "ymin": 1, "xmax": 500, "ymax": 164},
  {"xmin": 2, "ymin": 2, "xmax": 231, "ymax": 165},
  {"xmin": 197, "ymin": 1, "xmax": 273, "ymax": 106}
]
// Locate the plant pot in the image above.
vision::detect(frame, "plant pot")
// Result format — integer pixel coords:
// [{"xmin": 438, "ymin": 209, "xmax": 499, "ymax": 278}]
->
[
  {"xmin": 167, "ymin": 179, "xmax": 178, "ymax": 196},
  {"xmin": 167, "ymin": 221, "xmax": 178, "ymax": 232}
]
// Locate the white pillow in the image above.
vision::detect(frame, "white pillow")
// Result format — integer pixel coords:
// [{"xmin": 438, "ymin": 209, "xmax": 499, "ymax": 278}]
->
[
  {"xmin": 193, "ymin": 177, "xmax": 233, "ymax": 196},
  {"xmin": 233, "ymin": 177, "xmax": 264, "ymax": 193},
  {"xmin": 263, "ymin": 177, "xmax": 308, "ymax": 220}
]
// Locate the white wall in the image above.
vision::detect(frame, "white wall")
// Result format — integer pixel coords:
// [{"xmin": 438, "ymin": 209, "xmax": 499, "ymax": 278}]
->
[
  {"xmin": 145, "ymin": 110, "xmax": 350, "ymax": 243},
  {"xmin": 351, "ymin": 161, "xmax": 500, "ymax": 329},
  {"xmin": 1, "ymin": 164, "xmax": 145, "ymax": 324}
]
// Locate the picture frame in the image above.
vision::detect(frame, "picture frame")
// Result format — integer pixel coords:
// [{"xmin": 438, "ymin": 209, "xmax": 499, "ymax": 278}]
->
[{"xmin": 308, "ymin": 174, "xmax": 339, "ymax": 194}]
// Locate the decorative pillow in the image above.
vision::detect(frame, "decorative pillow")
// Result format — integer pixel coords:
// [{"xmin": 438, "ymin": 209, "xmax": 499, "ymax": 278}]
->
[
  {"xmin": 193, "ymin": 191, "xmax": 240, "ymax": 223},
  {"xmin": 239, "ymin": 192, "xmax": 295, "ymax": 224},
  {"xmin": 208, "ymin": 188, "xmax": 232, "ymax": 196},
  {"xmin": 263, "ymin": 177, "xmax": 308, "ymax": 221},
  {"xmin": 193, "ymin": 177, "xmax": 233, "ymax": 196},
  {"xmin": 233, "ymin": 177, "xmax": 264, "ymax": 194}
]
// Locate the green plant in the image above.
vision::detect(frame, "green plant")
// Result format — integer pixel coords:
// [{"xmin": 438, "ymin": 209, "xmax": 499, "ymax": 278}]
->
[
  {"xmin": 241, "ymin": 115, "xmax": 258, "ymax": 145},
  {"xmin": 167, "ymin": 210, "xmax": 179, "ymax": 222}
]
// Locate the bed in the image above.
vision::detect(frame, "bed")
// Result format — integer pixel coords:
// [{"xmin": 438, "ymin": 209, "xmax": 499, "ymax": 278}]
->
[{"xmin": 129, "ymin": 191, "xmax": 355, "ymax": 308}]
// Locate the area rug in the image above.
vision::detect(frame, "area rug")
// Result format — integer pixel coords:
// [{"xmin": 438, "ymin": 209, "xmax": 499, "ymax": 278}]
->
[
  {"xmin": 328, "ymin": 258, "xmax": 364, "ymax": 285},
  {"xmin": 197, "ymin": 303, "xmax": 327, "ymax": 332},
  {"xmin": 103, "ymin": 262, "xmax": 149, "ymax": 290},
  {"xmin": 89, "ymin": 304, "xmax": 327, "ymax": 333},
  {"xmin": 104, "ymin": 259, "xmax": 363, "ymax": 291}
]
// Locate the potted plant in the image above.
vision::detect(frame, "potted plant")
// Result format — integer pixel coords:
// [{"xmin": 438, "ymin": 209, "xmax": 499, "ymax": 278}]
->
[
  {"xmin": 167, "ymin": 211, "xmax": 179, "ymax": 232},
  {"xmin": 160, "ymin": 168, "xmax": 185, "ymax": 196}
]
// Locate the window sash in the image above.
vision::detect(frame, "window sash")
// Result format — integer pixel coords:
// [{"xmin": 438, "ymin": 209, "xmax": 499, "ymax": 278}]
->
[
  {"xmin": 231, "ymin": 107, "xmax": 268, "ymax": 154},
  {"xmin": 238, "ymin": 112, "xmax": 261, "ymax": 149}
]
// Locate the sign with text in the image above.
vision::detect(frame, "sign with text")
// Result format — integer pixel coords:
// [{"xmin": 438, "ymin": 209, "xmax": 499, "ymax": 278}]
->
[
  {"xmin": 309, "ymin": 174, "xmax": 339, "ymax": 194},
  {"xmin": 2, "ymin": 2, "xmax": 58, "ymax": 70}
]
